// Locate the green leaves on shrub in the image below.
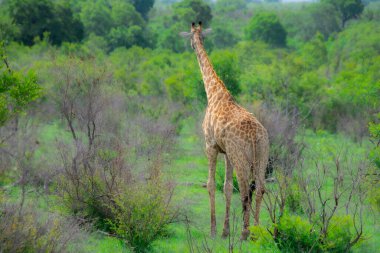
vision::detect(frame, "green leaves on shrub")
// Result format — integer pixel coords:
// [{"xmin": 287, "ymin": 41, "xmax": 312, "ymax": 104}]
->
[
  {"xmin": 277, "ymin": 215, "xmax": 319, "ymax": 252},
  {"xmin": 250, "ymin": 214, "xmax": 362, "ymax": 252},
  {"xmin": 109, "ymin": 182, "xmax": 176, "ymax": 252},
  {"xmin": 0, "ymin": 44, "xmax": 42, "ymax": 126},
  {"xmin": 250, "ymin": 225, "xmax": 280, "ymax": 252}
]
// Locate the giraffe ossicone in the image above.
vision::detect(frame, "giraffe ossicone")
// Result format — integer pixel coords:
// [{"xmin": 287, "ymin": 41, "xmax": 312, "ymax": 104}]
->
[{"xmin": 182, "ymin": 21, "xmax": 270, "ymax": 240}]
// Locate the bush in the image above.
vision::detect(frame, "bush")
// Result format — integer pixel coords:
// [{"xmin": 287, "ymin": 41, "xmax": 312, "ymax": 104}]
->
[
  {"xmin": 277, "ymin": 214, "xmax": 320, "ymax": 252},
  {"xmin": 51, "ymin": 57, "xmax": 180, "ymax": 251},
  {"xmin": 0, "ymin": 201, "xmax": 84, "ymax": 253},
  {"xmin": 250, "ymin": 225, "xmax": 280, "ymax": 252},
  {"xmin": 109, "ymin": 180, "xmax": 177, "ymax": 252},
  {"xmin": 322, "ymin": 216, "xmax": 354, "ymax": 252},
  {"xmin": 0, "ymin": 44, "xmax": 42, "ymax": 126}
]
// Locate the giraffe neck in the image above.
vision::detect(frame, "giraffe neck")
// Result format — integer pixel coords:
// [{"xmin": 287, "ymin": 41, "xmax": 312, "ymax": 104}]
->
[{"xmin": 193, "ymin": 37, "xmax": 230, "ymax": 103}]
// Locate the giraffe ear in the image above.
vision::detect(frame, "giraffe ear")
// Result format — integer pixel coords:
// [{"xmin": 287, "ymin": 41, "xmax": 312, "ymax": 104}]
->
[
  {"xmin": 179, "ymin": 32, "xmax": 192, "ymax": 38},
  {"xmin": 201, "ymin": 28, "xmax": 212, "ymax": 37}
]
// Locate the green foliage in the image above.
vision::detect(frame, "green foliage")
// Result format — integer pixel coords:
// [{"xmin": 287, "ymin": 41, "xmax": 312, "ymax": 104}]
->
[
  {"xmin": 173, "ymin": 0, "xmax": 212, "ymax": 27},
  {"xmin": 369, "ymin": 114, "xmax": 380, "ymax": 169},
  {"xmin": 132, "ymin": 0, "xmax": 155, "ymax": 19},
  {"xmin": 250, "ymin": 225, "xmax": 280, "ymax": 252},
  {"xmin": 322, "ymin": 216, "xmax": 354, "ymax": 252},
  {"xmin": 109, "ymin": 181, "xmax": 176, "ymax": 252},
  {"xmin": 322, "ymin": 0, "xmax": 364, "ymax": 27},
  {"xmin": 155, "ymin": 0, "xmax": 212, "ymax": 52},
  {"xmin": 80, "ymin": 0, "xmax": 146, "ymax": 51},
  {"xmin": 281, "ymin": 2, "xmax": 340, "ymax": 46},
  {"xmin": 362, "ymin": 2, "xmax": 380, "ymax": 21},
  {"xmin": 9, "ymin": 0, "xmax": 84, "ymax": 45},
  {"xmin": 80, "ymin": 0, "xmax": 113, "ymax": 37},
  {"xmin": 245, "ymin": 12, "xmax": 287, "ymax": 47},
  {"xmin": 0, "ymin": 44, "xmax": 42, "ymax": 126},
  {"xmin": 320, "ymin": 21, "xmax": 380, "ymax": 130},
  {"xmin": 210, "ymin": 50, "xmax": 241, "ymax": 97},
  {"xmin": 286, "ymin": 183, "xmax": 303, "ymax": 214},
  {"xmin": 277, "ymin": 215, "xmax": 320, "ymax": 252},
  {"xmin": 274, "ymin": 214, "xmax": 356, "ymax": 252},
  {"xmin": 0, "ymin": 11, "xmax": 20, "ymax": 42}
]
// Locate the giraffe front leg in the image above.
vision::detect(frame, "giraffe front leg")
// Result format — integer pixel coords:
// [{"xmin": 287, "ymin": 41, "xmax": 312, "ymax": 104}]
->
[
  {"xmin": 222, "ymin": 155, "xmax": 233, "ymax": 239},
  {"xmin": 206, "ymin": 146, "xmax": 218, "ymax": 238}
]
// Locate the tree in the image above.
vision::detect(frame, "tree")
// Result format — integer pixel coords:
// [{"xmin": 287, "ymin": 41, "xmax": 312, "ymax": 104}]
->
[
  {"xmin": 173, "ymin": 0, "xmax": 212, "ymax": 27},
  {"xmin": 9, "ymin": 0, "xmax": 83, "ymax": 45},
  {"xmin": 80, "ymin": 0, "xmax": 147, "ymax": 51},
  {"xmin": 322, "ymin": 0, "xmax": 364, "ymax": 27},
  {"xmin": 156, "ymin": 0, "xmax": 212, "ymax": 52},
  {"xmin": 80, "ymin": 0, "xmax": 113, "ymax": 37},
  {"xmin": 245, "ymin": 12, "xmax": 287, "ymax": 47},
  {"xmin": 0, "ymin": 42, "xmax": 41, "ymax": 126},
  {"xmin": 210, "ymin": 50, "xmax": 241, "ymax": 97},
  {"xmin": 132, "ymin": 0, "xmax": 155, "ymax": 19}
]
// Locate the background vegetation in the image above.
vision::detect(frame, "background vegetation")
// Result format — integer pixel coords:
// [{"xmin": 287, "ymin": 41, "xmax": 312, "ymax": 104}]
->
[{"xmin": 0, "ymin": 0, "xmax": 379, "ymax": 252}]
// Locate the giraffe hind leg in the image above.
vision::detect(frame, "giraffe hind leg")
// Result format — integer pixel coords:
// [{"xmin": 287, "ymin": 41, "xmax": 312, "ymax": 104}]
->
[
  {"xmin": 253, "ymin": 138, "xmax": 269, "ymax": 226},
  {"xmin": 227, "ymin": 151, "xmax": 251, "ymax": 240}
]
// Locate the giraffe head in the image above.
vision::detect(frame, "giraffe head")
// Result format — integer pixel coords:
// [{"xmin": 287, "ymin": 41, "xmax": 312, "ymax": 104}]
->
[{"xmin": 180, "ymin": 21, "xmax": 211, "ymax": 50}]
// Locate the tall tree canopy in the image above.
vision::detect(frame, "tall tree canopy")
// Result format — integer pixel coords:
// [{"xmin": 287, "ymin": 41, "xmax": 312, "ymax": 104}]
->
[
  {"xmin": 322, "ymin": 0, "xmax": 364, "ymax": 27},
  {"xmin": 9, "ymin": 0, "xmax": 83, "ymax": 45},
  {"xmin": 132, "ymin": 0, "xmax": 155, "ymax": 19},
  {"xmin": 245, "ymin": 12, "xmax": 287, "ymax": 47}
]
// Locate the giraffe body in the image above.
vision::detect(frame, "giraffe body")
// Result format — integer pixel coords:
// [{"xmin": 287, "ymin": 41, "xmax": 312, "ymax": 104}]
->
[{"xmin": 185, "ymin": 22, "xmax": 269, "ymax": 240}]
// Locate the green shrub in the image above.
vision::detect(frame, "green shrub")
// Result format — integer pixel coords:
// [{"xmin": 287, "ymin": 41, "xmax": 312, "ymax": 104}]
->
[
  {"xmin": 286, "ymin": 183, "xmax": 303, "ymax": 214},
  {"xmin": 277, "ymin": 215, "xmax": 320, "ymax": 252},
  {"xmin": 322, "ymin": 215, "xmax": 354, "ymax": 252},
  {"xmin": 266, "ymin": 214, "xmax": 361, "ymax": 253},
  {"xmin": 108, "ymin": 180, "xmax": 176, "ymax": 252},
  {"xmin": 250, "ymin": 225, "xmax": 280, "ymax": 252}
]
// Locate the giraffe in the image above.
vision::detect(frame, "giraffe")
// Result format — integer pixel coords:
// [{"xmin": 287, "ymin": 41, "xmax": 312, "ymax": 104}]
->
[{"xmin": 181, "ymin": 22, "xmax": 269, "ymax": 240}]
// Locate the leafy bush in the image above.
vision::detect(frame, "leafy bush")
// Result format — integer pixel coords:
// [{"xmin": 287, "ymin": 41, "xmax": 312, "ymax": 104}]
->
[
  {"xmin": 0, "ymin": 43, "xmax": 42, "ymax": 126},
  {"xmin": 250, "ymin": 225, "xmax": 280, "ymax": 252},
  {"xmin": 277, "ymin": 214, "xmax": 320, "ymax": 252},
  {"xmin": 109, "ymin": 180, "xmax": 177, "ymax": 252},
  {"xmin": 322, "ymin": 215, "xmax": 354, "ymax": 252},
  {"xmin": 286, "ymin": 183, "xmax": 303, "ymax": 214}
]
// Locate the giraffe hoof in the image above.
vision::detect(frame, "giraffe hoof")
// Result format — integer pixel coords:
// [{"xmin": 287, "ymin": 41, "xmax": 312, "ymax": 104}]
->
[{"xmin": 240, "ymin": 229, "xmax": 250, "ymax": 241}]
